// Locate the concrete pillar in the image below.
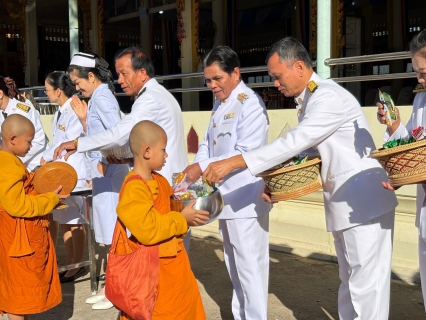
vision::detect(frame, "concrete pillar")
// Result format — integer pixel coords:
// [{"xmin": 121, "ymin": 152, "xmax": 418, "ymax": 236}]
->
[
  {"xmin": 24, "ymin": 0, "xmax": 38, "ymax": 86},
  {"xmin": 90, "ymin": 0, "xmax": 99, "ymax": 54},
  {"xmin": 180, "ymin": 0, "xmax": 199, "ymax": 111},
  {"xmin": 317, "ymin": 0, "xmax": 331, "ymax": 79},
  {"xmin": 69, "ymin": 0, "xmax": 79, "ymax": 57},
  {"xmin": 212, "ymin": 0, "xmax": 225, "ymax": 47},
  {"xmin": 140, "ymin": 0, "xmax": 151, "ymax": 52}
]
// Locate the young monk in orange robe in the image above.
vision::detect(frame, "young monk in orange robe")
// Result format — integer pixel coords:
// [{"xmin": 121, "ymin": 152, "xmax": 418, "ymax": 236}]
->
[
  {"xmin": 0, "ymin": 114, "xmax": 68, "ymax": 320},
  {"xmin": 114, "ymin": 120, "xmax": 208, "ymax": 320}
]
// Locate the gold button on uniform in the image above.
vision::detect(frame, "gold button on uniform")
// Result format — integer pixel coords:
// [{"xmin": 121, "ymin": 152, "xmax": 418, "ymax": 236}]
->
[
  {"xmin": 213, "ymin": 140, "xmax": 217, "ymax": 145},
  {"xmin": 297, "ymin": 98, "xmax": 303, "ymax": 104},
  {"xmin": 213, "ymin": 123, "xmax": 216, "ymax": 128},
  {"xmin": 298, "ymin": 109, "xmax": 303, "ymax": 114}
]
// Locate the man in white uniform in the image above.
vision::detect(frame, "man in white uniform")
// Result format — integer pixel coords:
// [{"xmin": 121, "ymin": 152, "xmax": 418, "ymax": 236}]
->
[
  {"xmin": 183, "ymin": 46, "xmax": 271, "ymax": 320},
  {"xmin": 377, "ymin": 29, "xmax": 426, "ymax": 312},
  {"xmin": 53, "ymin": 47, "xmax": 190, "ymax": 249},
  {"xmin": 203, "ymin": 38, "xmax": 398, "ymax": 320},
  {"xmin": 0, "ymin": 76, "xmax": 47, "ymax": 171}
]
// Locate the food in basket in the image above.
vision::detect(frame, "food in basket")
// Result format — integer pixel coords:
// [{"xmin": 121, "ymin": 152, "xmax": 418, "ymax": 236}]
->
[
  {"xmin": 33, "ymin": 162, "xmax": 77, "ymax": 195},
  {"xmin": 256, "ymin": 157, "xmax": 322, "ymax": 202},
  {"xmin": 370, "ymin": 137, "xmax": 426, "ymax": 187},
  {"xmin": 100, "ymin": 144, "xmax": 133, "ymax": 159},
  {"xmin": 379, "ymin": 89, "xmax": 397, "ymax": 127}
]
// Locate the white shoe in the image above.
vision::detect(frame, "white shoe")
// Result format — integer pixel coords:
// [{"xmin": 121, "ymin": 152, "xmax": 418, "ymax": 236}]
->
[
  {"xmin": 92, "ymin": 300, "xmax": 114, "ymax": 310},
  {"xmin": 85, "ymin": 294, "xmax": 105, "ymax": 304}
]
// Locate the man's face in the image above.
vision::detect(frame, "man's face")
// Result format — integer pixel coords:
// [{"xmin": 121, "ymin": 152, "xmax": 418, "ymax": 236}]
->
[
  {"xmin": 412, "ymin": 53, "xmax": 426, "ymax": 89},
  {"xmin": 115, "ymin": 54, "xmax": 145, "ymax": 96},
  {"xmin": 268, "ymin": 52, "xmax": 305, "ymax": 97},
  {"xmin": 204, "ymin": 63, "xmax": 240, "ymax": 101}
]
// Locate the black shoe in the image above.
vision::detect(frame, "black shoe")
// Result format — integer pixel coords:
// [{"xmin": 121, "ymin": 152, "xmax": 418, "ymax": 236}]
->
[
  {"xmin": 60, "ymin": 267, "xmax": 86, "ymax": 283},
  {"xmin": 97, "ymin": 274, "xmax": 106, "ymax": 281}
]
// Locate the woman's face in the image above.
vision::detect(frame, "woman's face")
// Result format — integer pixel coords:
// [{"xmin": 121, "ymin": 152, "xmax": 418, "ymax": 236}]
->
[
  {"xmin": 69, "ymin": 70, "xmax": 96, "ymax": 97},
  {"xmin": 412, "ymin": 53, "xmax": 426, "ymax": 89},
  {"xmin": 44, "ymin": 80, "xmax": 59, "ymax": 104}
]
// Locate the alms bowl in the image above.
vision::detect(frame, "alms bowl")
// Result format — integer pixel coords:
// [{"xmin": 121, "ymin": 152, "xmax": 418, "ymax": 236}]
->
[{"xmin": 170, "ymin": 190, "xmax": 224, "ymax": 225}]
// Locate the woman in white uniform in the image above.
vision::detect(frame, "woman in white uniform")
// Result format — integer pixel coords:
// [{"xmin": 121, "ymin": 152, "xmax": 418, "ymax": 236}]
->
[
  {"xmin": 0, "ymin": 76, "xmax": 47, "ymax": 171},
  {"xmin": 41, "ymin": 71, "xmax": 89, "ymax": 282},
  {"xmin": 67, "ymin": 53, "xmax": 129, "ymax": 310},
  {"xmin": 377, "ymin": 29, "xmax": 426, "ymax": 311}
]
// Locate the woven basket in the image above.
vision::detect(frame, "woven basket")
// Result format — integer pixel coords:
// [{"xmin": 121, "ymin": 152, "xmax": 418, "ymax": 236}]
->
[
  {"xmin": 256, "ymin": 158, "xmax": 322, "ymax": 201},
  {"xmin": 33, "ymin": 162, "xmax": 78, "ymax": 195},
  {"xmin": 369, "ymin": 140, "xmax": 426, "ymax": 187}
]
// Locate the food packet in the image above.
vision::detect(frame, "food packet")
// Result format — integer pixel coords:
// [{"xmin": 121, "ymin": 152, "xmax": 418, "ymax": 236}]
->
[
  {"xmin": 379, "ymin": 89, "xmax": 398, "ymax": 126},
  {"xmin": 412, "ymin": 126, "xmax": 425, "ymax": 141},
  {"xmin": 172, "ymin": 172, "xmax": 216, "ymax": 199}
]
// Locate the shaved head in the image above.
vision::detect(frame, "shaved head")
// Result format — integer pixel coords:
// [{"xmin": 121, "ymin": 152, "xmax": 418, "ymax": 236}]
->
[
  {"xmin": 129, "ymin": 120, "xmax": 166, "ymax": 156},
  {"xmin": 1, "ymin": 114, "xmax": 35, "ymax": 140}
]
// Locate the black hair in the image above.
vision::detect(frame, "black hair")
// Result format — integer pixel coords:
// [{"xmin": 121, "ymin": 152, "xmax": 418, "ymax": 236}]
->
[
  {"xmin": 201, "ymin": 45, "xmax": 240, "ymax": 76},
  {"xmin": 45, "ymin": 71, "xmax": 77, "ymax": 98},
  {"xmin": 0, "ymin": 76, "xmax": 25, "ymax": 102},
  {"xmin": 409, "ymin": 30, "xmax": 426, "ymax": 59},
  {"xmin": 67, "ymin": 53, "xmax": 115, "ymax": 93},
  {"xmin": 265, "ymin": 37, "xmax": 313, "ymax": 69},
  {"xmin": 114, "ymin": 47, "xmax": 155, "ymax": 77}
]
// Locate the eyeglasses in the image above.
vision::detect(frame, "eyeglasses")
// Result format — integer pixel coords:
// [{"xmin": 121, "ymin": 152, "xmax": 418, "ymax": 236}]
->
[{"xmin": 43, "ymin": 89, "xmax": 55, "ymax": 94}]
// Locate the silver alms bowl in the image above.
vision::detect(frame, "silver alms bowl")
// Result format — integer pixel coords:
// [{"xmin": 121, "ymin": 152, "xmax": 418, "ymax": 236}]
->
[{"xmin": 170, "ymin": 190, "xmax": 224, "ymax": 225}]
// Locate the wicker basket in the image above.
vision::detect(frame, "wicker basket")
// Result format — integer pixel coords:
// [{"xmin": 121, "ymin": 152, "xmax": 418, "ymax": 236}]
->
[
  {"xmin": 369, "ymin": 140, "xmax": 426, "ymax": 187},
  {"xmin": 256, "ymin": 158, "xmax": 322, "ymax": 201}
]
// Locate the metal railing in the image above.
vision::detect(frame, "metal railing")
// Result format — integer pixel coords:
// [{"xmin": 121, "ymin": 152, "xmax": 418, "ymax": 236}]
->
[{"xmin": 21, "ymin": 51, "xmax": 419, "ymax": 113}]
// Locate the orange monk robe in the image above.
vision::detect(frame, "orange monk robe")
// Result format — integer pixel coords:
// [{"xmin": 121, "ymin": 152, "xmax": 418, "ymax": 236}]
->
[
  {"xmin": 118, "ymin": 171, "xmax": 206, "ymax": 320},
  {"xmin": 0, "ymin": 151, "xmax": 61, "ymax": 315}
]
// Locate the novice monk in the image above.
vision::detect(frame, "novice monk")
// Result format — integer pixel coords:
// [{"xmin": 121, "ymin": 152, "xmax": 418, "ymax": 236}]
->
[
  {"xmin": 0, "ymin": 114, "xmax": 68, "ymax": 320},
  {"xmin": 115, "ymin": 120, "xmax": 207, "ymax": 320}
]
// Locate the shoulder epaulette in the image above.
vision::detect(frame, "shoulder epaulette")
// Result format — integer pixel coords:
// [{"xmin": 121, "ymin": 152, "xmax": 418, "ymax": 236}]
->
[
  {"xmin": 237, "ymin": 93, "xmax": 248, "ymax": 104},
  {"xmin": 307, "ymin": 81, "xmax": 319, "ymax": 94},
  {"xmin": 16, "ymin": 103, "xmax": 30, "ymax": 113}
]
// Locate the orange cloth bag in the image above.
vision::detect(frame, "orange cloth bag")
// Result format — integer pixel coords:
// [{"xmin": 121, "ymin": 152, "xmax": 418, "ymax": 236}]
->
[{"xmin": 106, "ymin": 175, "xmax": 160, "ymax": 320}]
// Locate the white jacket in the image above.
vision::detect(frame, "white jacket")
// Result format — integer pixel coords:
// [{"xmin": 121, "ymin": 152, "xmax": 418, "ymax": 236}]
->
[
  {"xmin": 194, "ymin": 81, "xmax": 271, "ymax": 219},
  {"xmin": 77, "ymin": 79, "xmax": 188, "ymax": 183},
  {"xmin": 243, "ymin": 72, "xmax": 398, "ymax": 231}
]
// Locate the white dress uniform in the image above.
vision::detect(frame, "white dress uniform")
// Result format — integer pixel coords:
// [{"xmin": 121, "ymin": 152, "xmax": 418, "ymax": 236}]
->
[
  {"xmin": 383, "ymin": 91, "xmax": 426, "ymax": 310},
  {"xmin": 77, "ymin": 78, "xmax": 188, "ymax": 184},
  {"xmin": 42, "ymin": 98, "xmax": 88, "ymax": 224},
  {"xmin": 0, "ymin": 97, "xmax": 47, "ymax": 170},
  {"xmin": 84, "ymin": 84, "xmax": 129, "ymax": 245},
  {"xmin": 243, "ymin": 72, "xmax": 398, "ymax": 320},
  {"xmin": 194, "ymin": 81, "xmax": 272, "ymax": 320}
]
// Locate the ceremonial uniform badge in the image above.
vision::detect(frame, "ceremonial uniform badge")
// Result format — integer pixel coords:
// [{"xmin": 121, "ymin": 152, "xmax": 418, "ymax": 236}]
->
[
  {"xmin": 237, "ymin": 93, "xmax": 248, "ymax": 103},
  {"xmin": 58, "ymin": 124, "xmax": 66, "ymax": 131},
  {"xmin": 16, "ymin": 103, "xmax": 30, "ymax": 113},
  {"xmin": 224, "ymin": 113, "xmax": 234, "ymax": 120},
  {"xmin": 307, "ymin": 81, "xmax": 319, "ymax": 94}
]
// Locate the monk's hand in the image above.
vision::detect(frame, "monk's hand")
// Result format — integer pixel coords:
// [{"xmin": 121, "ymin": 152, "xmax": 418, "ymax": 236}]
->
[
  {"xmin": 202, "ymin": 155, "xmax": 247, "ymax": 184},
  {"xmin": 53, "ymin": 141, "xmax": 77, "ymax": 161},
  {"xmin": 40, "ymin": 157, "xmax": 47, "ymax": 166},
  {"xmin": 181, "ymin": 200, "xmax": 210, "ymax": 226},
  {"xmin": 53, "ymin": 185, "xmax": 69, "ymax": 201},
  {"xmin": 182, "ymin": 163, "xmax": 202, "ymax": 183},
  {"xmin": 381, "ymin": 181, "xmax": 400, "ymax": 191},
  {"xmin": 261, "ymin": 186, "xmax": 273, "ymax": 203}
]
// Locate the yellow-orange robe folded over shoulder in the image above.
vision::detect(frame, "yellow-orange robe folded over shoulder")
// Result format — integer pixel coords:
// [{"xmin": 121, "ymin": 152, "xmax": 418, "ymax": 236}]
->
[
  {"xmin": 118, "ymin": 171, "xmax": 206, "ymax": 320},
  {"xmin": 0, "ymin": 151, "xmax": 61, "ymax": 315}
]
